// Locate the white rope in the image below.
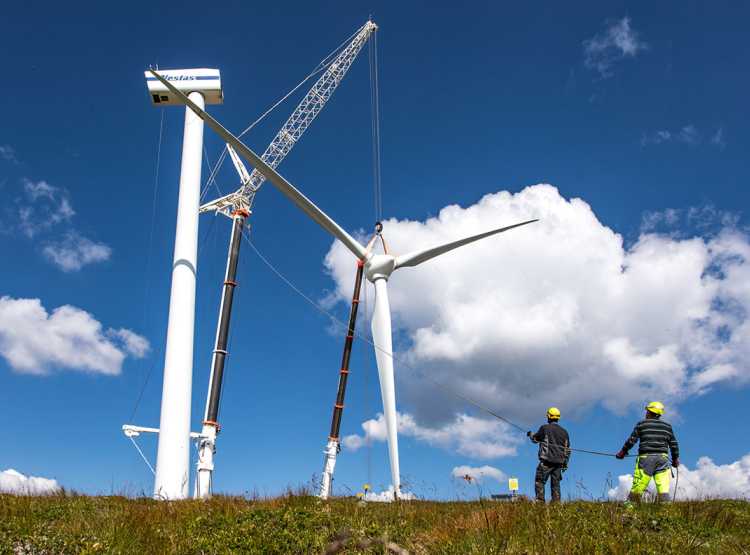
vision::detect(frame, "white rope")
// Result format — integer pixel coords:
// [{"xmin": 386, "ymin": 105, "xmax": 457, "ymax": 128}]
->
[{"xmin": 128, "ymin": 436, "xmax": 156, "ymax": 476}]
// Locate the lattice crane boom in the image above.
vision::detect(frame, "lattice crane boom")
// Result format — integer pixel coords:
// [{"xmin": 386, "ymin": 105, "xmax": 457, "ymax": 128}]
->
[{"xmin": 200, "ymin": 20, "xmax": 377, "ymax": 216}]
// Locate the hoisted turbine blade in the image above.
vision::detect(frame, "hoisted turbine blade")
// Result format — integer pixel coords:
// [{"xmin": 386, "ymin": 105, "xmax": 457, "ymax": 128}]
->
[
  {"xmin": 370, "ymin": 279, "xmax": 401, "ymax": 498},
  {"xmin": 394, "ymin": 219, "xmax": 538, "ymax": 270},
  {"xmin": 226, "ymin": 143, "xmax": 252, "ymax": 186},
  {"xmin": 148, "ymin": 70, "xmax": 368, "ymax": 262}
]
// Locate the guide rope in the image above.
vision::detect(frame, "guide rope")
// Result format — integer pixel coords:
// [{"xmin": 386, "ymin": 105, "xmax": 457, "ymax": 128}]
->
[
  {"xmin": 129, "ymin": 110, "xmax": 166, "ymax": 422},
  {"xmin": 143, "ymin": 109, "xmax": 165, "ymax": 321},
  {"xmin": 128, "ymin": 435, "xmax": 156, "ymax": 476},
  {"xmin": 241, "ymin": 232, "xmax": 632, "ymax": 459}
]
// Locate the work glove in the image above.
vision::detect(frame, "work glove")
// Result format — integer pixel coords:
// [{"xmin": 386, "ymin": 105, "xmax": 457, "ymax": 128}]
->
[
  {"xmin": 672, "ymin": 458, "xmax": 680, "ymax": 468},
  {"xmin": 615, "ymin": 450, "xmax": 626, "ymax": 460}
]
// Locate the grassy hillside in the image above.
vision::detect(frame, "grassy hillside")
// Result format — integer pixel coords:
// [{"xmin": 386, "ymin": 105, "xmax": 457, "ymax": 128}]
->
[{"xmin": 2, "ymin": 493, "xmax": 749, "ymax": 554}]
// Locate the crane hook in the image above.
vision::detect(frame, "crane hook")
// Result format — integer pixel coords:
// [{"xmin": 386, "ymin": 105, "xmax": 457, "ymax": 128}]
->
[{"xmin": 374, "ymin": 221, "xmax": 383, "ymax": 235}]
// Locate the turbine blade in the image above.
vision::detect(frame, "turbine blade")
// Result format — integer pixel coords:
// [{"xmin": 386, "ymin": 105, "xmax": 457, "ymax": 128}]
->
[
  {"xmin": 370, "ymin": 279, "xmax": 401, "ymax": 496},
  {"xmin": 394, "ymin": 219, "xmax": 538, "ymax": 270},
  {"xmin": 148, "ymin": 70, "xmax": 368, "ymax": 261}
]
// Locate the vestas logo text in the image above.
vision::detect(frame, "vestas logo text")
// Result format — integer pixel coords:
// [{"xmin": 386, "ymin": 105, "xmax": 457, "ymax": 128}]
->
[{"xmin": 164, "ymin": 75, "xmax": 196, "ymax": 81}]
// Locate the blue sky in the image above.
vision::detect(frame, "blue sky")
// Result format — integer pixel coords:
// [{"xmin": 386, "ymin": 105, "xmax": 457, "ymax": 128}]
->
[{"xmin": 1, "ymin": 2, "xmax": 749, "ymax": 500}]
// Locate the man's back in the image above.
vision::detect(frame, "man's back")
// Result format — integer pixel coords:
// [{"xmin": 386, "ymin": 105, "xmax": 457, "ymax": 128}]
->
[{"xmin": 532, "ymin": 422, "xmax": 570, "ymax": 465}]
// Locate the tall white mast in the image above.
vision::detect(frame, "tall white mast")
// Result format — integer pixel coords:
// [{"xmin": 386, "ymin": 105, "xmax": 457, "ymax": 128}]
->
[{"xmin": 145, "ymin": 69, "xmax": 223, "ymax": 500}]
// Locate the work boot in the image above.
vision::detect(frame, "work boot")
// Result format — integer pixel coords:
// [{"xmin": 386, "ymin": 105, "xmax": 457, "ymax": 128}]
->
[
  {"xmin": 627, "ymin": 492, "xmax": 642, "ymax": 505},
  {"xmin": 657, "ymin": 493, "xmax": 671, "ymax": 503}
]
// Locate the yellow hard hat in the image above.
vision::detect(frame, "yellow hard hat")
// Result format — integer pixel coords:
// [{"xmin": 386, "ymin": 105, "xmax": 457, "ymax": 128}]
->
[
  {"xmin": 547, "ymin": 407, "xmax": 561, "ymax": 420},
  {"xmin": 645, "ymin": 401, "xmax": 665, "ymax": 415}
]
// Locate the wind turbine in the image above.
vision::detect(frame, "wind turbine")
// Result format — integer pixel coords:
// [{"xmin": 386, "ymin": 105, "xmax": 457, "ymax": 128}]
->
[{"xmin": 149, "ymin": 70, "xmax": 537, "ymax": 498}]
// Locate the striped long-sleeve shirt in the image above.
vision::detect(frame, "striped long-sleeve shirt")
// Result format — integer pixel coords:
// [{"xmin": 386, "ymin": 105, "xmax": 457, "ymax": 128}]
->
[{"xmin": 621, "ymin": 418, "xmax": 679, "ymax": 458}]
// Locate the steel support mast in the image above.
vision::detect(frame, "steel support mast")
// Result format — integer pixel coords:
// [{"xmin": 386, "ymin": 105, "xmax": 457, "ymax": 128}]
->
[
  {"xmin": 319, "ymin": 261, "xmax": 365, "ymax": 499},
  {"xmin": 195, "ymin": 210, "xmax": 247, "ymax": 498}
]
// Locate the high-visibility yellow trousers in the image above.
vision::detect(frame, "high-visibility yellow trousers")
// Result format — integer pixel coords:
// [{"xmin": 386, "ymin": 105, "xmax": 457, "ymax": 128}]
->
[{"xmin": 630, "ymin": 454, "xmax": 671, "ymax": 495}]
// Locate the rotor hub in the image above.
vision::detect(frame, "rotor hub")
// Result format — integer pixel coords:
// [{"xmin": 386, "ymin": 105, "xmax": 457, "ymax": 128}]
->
[{"xmin": 364, "ymin": 253, "xmax": 395, "ymax": 282}]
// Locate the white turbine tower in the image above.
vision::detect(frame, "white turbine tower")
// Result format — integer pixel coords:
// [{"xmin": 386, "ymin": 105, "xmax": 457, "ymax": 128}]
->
[
  {"xmin": 143, "ymin": 69, "xmax": 222, "ymax": 500},
  {"xmin": 150, "ymin": 71, "xmax": 536, "ymax": 499}
]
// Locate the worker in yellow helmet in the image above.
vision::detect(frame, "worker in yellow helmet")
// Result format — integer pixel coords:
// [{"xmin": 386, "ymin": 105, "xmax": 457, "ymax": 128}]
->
[
  {"xmin": 616, "ymin": 401, "xmax": 680, "ymax": 504},
  {"xmin": 527, "ymin": 407, "xmax": 570, "ymax": 502}
]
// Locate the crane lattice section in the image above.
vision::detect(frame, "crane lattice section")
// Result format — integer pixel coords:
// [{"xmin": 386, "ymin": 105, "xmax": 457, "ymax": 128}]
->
[{"xmin": 201, "ymin": 21, "xmax": 377, "ymax": 216}]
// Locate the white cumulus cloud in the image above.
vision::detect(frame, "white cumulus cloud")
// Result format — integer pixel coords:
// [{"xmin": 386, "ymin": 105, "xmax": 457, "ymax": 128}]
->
[
  {"xmin": 452, "ymin": 465, "xmax": 506, "ymax": 484},
  {"xmin": 711, "ymin": 127, "xmax": 726, "ymax": 149},
  {"xmin": 364, "ymin": 485, "xmax": 416, "ymax": 502},
  {"xmin": 641, "ymin": 124, "xmax": 709, "ymax": 147},
  {"xmin": 0, "ymin": 469, "xmax": 60, "ymax": 495},
  {"xmin": 584, "ymin": 17, "xmax": 647, "ymax": 78},
  {"xmin": 608, "ymin": 454, "xmax": 750, "ymax": 500},
  {"xmin": 0, "ymin": 296, "xmax": 149, "ymax": 375},
  {"xmin": 4, "ymin": 178, "xmax": 113, "ymax": 272},
  {"xmin": 43, "ymin": 231, "xmax": 112, "ymax": 272},
  {"xmin": 325, "ymin": 185, "xmax": 750, "ymax": 458},
  {"xmin": 18, "ymin": 179, "xmax": 75, "ymax": 238},
  {"xmin": 0, "ymin": 144, "xmax": 18, "ymax": 164},
  {"xmin": 342, "ymin": 412, "xmax": 520, "ymax": 459},
  {"xmin": 108, "ymin": 328, "xmax": 150, "ymax": 358}
]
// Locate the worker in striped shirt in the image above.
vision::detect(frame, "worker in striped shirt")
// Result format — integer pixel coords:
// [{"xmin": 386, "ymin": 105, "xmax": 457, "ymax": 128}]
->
[{"xmin": 616, "ymin": 401, "xmax": 680, "ymax": 503}]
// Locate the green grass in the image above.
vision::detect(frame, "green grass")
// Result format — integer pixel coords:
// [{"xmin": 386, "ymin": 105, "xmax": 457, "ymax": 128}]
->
[{"xmin": 2, "ymin": 493, "xmax": 749, "ymax": 554}]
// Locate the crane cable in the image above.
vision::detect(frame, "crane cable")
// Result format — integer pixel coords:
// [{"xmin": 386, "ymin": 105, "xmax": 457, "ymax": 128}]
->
[
  {"xmin": 364, "ymin": 25, "xmax": 382, "ymax": 485},
  {"xmin": 369, "ymin": 29, "xmax": 383, "ymax": 222},
  {"xmin": 129, "ymin": 109, "xmax": 166, "ymax": 423},
  {"xmin": 241, "ymin": 231, "xmax": 633, "ymax": 459}
]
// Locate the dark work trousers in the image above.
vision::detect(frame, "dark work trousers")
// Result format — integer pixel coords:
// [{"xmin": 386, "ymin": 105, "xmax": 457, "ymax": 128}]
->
[{"xmin": 535, "ymin": 461, "xmax": 564, "ymax": 502}]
